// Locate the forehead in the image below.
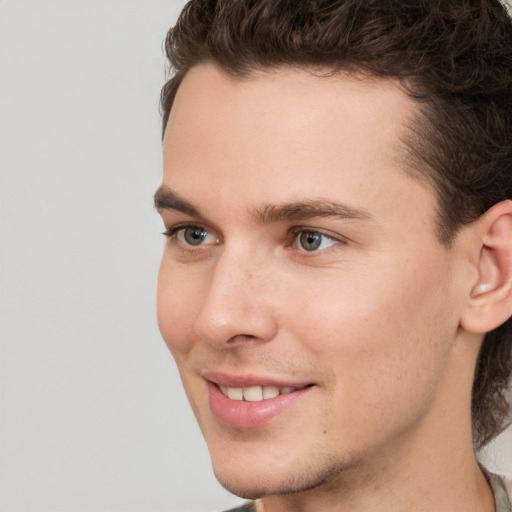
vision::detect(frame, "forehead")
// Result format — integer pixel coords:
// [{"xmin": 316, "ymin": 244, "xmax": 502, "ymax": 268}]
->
[
  {"xmin": 162, "ymin": 63, "xmax": 433, "ymax": 228},
  {"xmin": 165, "ymin": 63, "xmax": 415, "ymax": 153}
]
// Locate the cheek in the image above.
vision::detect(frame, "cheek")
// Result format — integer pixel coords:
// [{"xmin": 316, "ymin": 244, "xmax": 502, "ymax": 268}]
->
[
  {"xmin": 285, "ymin": 252, "xmax": 455, "ymax": 404},
  {"xmin": 156, "ymin": 259, "xmax": 204, "ymax": 356},
  {"xmin": 292, "ymin": 248, "xmax": 454, "ymax": 348}
]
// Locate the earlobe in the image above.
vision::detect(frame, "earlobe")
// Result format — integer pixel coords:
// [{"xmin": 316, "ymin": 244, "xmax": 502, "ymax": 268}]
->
[{"xmin": 461, "ymin": 200, "xmax": 512, "ymax": 334}]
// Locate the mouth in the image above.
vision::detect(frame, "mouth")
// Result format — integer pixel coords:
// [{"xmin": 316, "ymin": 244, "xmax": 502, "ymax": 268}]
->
[
  {"xmin": 217, "ymin": 384, "xmax": 308, "ymax": 402},
  {"xmin": 203, "ymin": 372, "xmax": 315, "ymax": 428}
]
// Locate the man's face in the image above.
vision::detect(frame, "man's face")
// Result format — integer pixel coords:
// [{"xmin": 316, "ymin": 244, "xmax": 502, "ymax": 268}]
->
[{"xmin": 157, "ymin": 64, "xmax": 471, "ymax": 498}]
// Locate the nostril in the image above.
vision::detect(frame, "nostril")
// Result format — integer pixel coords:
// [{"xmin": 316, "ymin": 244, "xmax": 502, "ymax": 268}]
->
[{"xmin": 226, "ymin": 334, "xmax": 258, "ymax": 344}]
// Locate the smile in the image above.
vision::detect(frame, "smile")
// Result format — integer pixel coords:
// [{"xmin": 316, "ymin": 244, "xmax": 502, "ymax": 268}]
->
[
  {"xmin": 207, "ymin": 378, "xmax": 314, "ymax": 428},
  {"xmin": 219, "ymin": 384, "xmax": 300, "ymax": 402}
]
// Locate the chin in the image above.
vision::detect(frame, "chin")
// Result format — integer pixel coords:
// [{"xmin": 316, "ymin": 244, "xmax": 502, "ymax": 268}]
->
[
  {"xmin": 213, "ymin": 473, "xmax": 269, "ymax": 500},
  {"xmin": 211, "ymin": 450, "xmax": 356, "ymax": 500}
]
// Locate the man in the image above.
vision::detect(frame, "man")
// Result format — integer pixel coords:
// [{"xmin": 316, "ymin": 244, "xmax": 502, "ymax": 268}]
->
[{"xmin": 154, "ymin": 1, "xmax": 512, "ymax": 511}]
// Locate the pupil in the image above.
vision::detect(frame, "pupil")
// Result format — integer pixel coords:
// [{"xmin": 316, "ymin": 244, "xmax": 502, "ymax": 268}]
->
[
  {"xmin": 300, "ymin": 232, "xmax": 321, "ymax": 251},
  {"xmin": 185, "ymin": 227, "xmax": 206, "ymax": 245}
]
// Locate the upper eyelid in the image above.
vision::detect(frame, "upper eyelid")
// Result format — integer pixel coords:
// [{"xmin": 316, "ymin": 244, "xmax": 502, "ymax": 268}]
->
[
  {"xmin": 162, "ymin": 215, "xmax": 223, "ymax": 237},
  {"xmin": 289, "ymin": 226, "xmax": 346, "ymax": 243},
  {"xmin": 163, "ymin": 223, "xmax": 223, "ymax": 249},
  {"xmin": 165, "ymin": 221, "xmax": 213, "ymax": 235}
]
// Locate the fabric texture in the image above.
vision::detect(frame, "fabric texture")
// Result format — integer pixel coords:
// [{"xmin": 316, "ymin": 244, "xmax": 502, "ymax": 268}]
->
[
  {"xmin": 487, "ymin": 471, "xmax": 512, "ymax": 512},
  {"xmin": 222, "ymin": 471, "xmax": 512, "ymax": 512}
]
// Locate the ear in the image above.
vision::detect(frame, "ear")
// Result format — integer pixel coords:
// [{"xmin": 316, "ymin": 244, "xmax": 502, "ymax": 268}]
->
[{"xmin": 460, "ymin": 200, "xmax": 512, "ymax": 334}]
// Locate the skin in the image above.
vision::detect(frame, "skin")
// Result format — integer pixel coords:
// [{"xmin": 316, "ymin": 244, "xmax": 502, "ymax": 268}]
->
[{"xmin": 156, "ymin": 63, "xmax": 499, "ymax": 512}]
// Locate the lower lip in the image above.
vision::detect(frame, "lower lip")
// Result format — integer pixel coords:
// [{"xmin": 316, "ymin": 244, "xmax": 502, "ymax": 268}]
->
[{"xmin": 207, "ymin": 382, "xmax": 312, "ymax": 429}]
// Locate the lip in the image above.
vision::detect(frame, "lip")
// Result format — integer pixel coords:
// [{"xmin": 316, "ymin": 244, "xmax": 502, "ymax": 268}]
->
[
  {"xmin": 202, "ymin": 371, "xmax": 312, "ymax": 389},
  {"xmin": 203, "ymin": 372, "xmax": 314, "ymax": 429}
]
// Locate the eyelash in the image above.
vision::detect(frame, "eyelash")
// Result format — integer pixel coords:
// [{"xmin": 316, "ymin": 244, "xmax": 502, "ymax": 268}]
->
[
  {"xmin": 162, "ymin": 223, "xmax": 219, "ymax": 249},
  {"xmin": 288, "ymin": 227, "xmax": 344, "ymax": 254},
  {"xmin": 163, "ymin": 223, "xmax": 204, "ymax": 239},
  {"xmin": 163, "ymin": 223, "xmax": 345, "ymax": 254}
]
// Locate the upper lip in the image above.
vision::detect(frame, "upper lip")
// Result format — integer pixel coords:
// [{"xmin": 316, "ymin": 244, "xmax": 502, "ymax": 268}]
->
[{"xmin": 202, "ymin": 370, "xmax": 313, "ymax": 389}]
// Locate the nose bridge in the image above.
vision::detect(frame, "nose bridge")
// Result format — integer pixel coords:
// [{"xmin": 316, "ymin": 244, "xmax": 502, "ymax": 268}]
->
[{"xmin": 194, "ymin": 244, "xmax": 277, "ymax": 346}]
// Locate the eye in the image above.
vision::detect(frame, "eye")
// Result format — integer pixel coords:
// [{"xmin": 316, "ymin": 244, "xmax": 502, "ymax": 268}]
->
[
  {"xmin": 165, "ymin": 224, "xmax": 219, "ymax": 247},
  {"xmin": 292, "ymin": 230, "xmax": 339, "ymax": 252}
]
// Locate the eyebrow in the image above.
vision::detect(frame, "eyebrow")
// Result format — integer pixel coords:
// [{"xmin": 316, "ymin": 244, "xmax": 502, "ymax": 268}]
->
[
  {"xmin": 154, "ymin": 186, "xmax": 200, "ymax": 216},
  {"xmin": 154, "ymin": 185, "xmax": 371, "ymax": 223},
  {"xmin": 254, "ymin": 200, "xmax": 371, "ymax": 223}
]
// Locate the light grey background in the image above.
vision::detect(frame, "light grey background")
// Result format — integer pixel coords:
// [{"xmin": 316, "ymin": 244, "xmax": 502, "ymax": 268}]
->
[
  {"xmin": 0, "ymin": 1, "xmax": 242, "ymax": 510},
  {"xmin": 0, "ymin": 1, "xmax": 510, "ymax": 511}
]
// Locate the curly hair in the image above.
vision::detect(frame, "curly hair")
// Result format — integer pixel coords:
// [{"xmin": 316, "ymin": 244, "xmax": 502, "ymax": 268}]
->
[{"xmin": 160, "ymin": 0, "xmax": 512, "ymax": 448}]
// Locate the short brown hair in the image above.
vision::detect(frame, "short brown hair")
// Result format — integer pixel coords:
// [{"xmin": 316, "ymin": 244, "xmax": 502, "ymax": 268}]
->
[{"xmin": 160, "ymin": 0, "xmax": 512, "ymax": 447}]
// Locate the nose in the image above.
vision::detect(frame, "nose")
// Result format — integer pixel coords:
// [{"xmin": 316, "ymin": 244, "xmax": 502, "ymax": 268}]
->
[{"xmin": 194, "ymin": 248, "xmax": 278, "ymax": 348}]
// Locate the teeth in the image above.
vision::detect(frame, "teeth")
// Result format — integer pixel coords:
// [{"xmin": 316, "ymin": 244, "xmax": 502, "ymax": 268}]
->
[
  {"xmin": 219, "ymin": 384, "xmax": 298, "ymax": 402},
  {"xmin": 262, "ymin": 385, "xmax": 280, "ymax": 399},
  {"xmin": 243, "ymin": 386, "xmax": 263, "ymax": 401},
  {"xmin": 227, "ymin": 387, "xmax": 244, "ymax": 401}
]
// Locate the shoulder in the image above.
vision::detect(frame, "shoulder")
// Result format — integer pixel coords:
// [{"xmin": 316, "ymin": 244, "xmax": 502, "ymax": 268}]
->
[{"xmin": 486, "ymin": 471, "xmax": 512, "ymax": 512}]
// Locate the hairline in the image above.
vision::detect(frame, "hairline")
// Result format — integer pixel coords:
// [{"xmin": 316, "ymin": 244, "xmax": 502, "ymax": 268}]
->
[{"xmin": 163, "ymin": 60, "xmax": 453, "ymax": 247}]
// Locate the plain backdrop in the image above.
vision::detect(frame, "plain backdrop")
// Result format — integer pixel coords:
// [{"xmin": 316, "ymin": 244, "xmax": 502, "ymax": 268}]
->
[{"xmin": 0, "ymin": 1, "xmax": 510, "ymax": 511}]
